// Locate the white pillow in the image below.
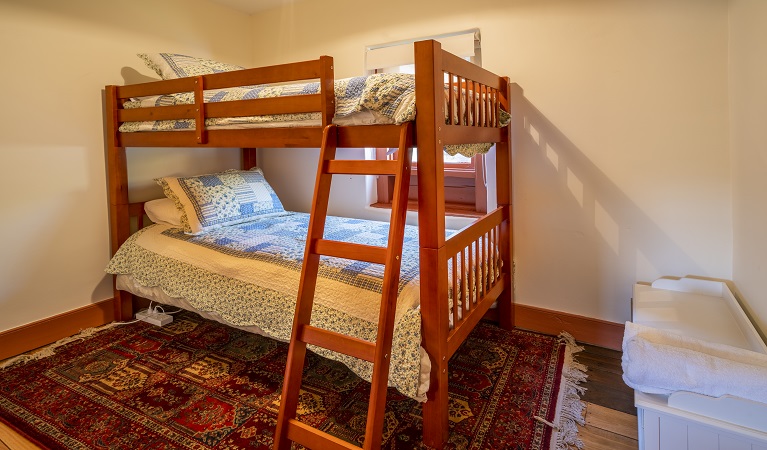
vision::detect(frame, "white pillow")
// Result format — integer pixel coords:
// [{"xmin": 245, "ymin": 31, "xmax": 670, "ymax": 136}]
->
[{"xmin": 144, "ymin": 198, "xmax": 182, "ymax": 227}]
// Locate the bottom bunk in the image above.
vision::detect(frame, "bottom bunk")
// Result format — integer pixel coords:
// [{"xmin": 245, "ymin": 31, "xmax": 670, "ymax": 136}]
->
[
  {"xmin": 109, "ymin": 210, "xmax": 430, "ymax": 400},
  {"xmin": 106, "ymin": 180, "xmax": 506, "ymax": 406}
]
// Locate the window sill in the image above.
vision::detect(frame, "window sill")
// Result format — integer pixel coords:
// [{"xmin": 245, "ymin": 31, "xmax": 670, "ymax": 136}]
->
[{"xmin": 370, "ymin": 201, "xmax": 483, "ymax": 219}]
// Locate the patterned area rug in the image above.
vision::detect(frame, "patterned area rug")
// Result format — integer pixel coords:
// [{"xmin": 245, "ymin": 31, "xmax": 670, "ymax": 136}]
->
[{"xmin": 0, "ymin": 311, "xmax": 585, "ymax": 449}]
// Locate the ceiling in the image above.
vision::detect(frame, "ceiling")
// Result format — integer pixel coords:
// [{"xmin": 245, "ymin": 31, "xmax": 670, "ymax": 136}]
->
[{"xmin": 208, "ymin": 0, "xmax": 300, "ymax": 14}]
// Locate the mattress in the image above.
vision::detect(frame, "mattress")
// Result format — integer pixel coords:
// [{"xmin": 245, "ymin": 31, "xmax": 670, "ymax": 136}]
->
[
  {"xmin": 119, "ymin": 73, "xmax": 510, "ymax": 158},
  {"xmin": 106, "ymin": 212, "xmax": 435, "ymax": 400}
]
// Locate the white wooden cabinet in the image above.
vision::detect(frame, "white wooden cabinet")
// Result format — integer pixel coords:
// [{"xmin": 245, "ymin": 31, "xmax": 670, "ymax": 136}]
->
[{"xmin": 630, "ymin": 277, "xmax": 767, "ymax": 450}]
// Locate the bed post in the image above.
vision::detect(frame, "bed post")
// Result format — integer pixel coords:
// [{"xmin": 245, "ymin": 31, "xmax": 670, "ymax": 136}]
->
[
  {"xmin": 106, "ymin": 85, "xmax": 133, "ymax": 321},
  {"xmin": 495, "ymin": 79, "xmax": 515, "ymax": 330},
  {"xmin": 319, "ymin": 55, "xmax": 335, "ymax": 128},
  {"xmin": 414, "ymin": 39, "xmax": 450, "ymax": 449},
  {"xmin": 242, "ymin": 148, "xmax": 258, "ymax": 170}
]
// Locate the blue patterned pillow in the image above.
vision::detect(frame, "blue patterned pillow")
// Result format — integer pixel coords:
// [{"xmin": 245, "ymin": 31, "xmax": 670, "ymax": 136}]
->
[
  {"xmin": 156, "ymin": 168, "xmax": 285, "ymax": 234},
  {"xmin": 138, "ymin": 53, "xmax": 245, "ymax": 80}
]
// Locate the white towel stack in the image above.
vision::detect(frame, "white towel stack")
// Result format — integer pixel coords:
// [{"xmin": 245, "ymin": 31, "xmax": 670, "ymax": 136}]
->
[{"xmin": 621, "ymin": 321, "xmax": 767, "ymax": 404}]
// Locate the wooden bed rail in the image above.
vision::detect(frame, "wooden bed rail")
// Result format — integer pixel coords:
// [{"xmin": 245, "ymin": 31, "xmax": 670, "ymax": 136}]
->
[
  {"xmin": 336, "ymin": 42, "xmax": 510, "ymax": 149},
  {"xmin": 440, "ymin": 47, "xmax": 511, "ymax": 144},
  {"xmin": 107, "ymin": 55, "xmax": 335, "ymax": 147},
  {"xmin": 116, "ymin": 59, "xmax": 332, "ymax": 100},
  {"xmin": 445, "ymin": 207, "xmax": 507, "ymax": 356}
]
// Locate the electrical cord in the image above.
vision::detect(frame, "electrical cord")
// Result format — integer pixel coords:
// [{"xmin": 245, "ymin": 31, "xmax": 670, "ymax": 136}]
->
[{"xmin": 153, "ymin": 305, "xmax": 183, "ymax": 315}]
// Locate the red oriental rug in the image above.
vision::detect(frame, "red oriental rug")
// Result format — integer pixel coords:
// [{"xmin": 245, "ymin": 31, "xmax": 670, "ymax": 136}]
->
[{"xmin": 0, "ymin": 311, "xmax": 585, "ymax": 449}]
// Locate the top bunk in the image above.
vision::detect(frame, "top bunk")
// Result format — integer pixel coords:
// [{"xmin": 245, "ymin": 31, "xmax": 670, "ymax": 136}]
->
[{"xmin": 105, "ymin": 40, "xmax": 511, "ymax": 154}]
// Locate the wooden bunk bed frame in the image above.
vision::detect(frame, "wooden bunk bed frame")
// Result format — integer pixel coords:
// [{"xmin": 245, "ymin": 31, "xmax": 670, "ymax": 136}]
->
[{"xmin": 105, "ymin": 39, "xmax": 513, "ymax": 449}]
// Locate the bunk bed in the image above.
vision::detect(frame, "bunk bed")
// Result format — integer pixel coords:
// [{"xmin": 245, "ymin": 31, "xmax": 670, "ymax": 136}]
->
[{"xmin": 104, "ymin": 39, "xmax": 513, "ymax": 449}]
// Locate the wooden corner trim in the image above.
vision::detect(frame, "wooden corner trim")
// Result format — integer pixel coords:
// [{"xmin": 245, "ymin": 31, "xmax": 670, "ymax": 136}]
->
[
  {"xmin": 0, "ymin": 299, "xmax": 115, "ymax": 361},
  {"xmin": 513, "ymin": 303, "xmax": 625, "ymax": 350}
]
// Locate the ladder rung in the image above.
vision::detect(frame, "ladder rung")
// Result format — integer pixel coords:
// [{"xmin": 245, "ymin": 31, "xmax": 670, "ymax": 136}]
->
[
  {"xmin": 299, "ymin": 325, "xmax": 376, "ymax": 362},
  {"xmin": 314, "ymin": 239, "xmax": 387, "ymax": 265},
  {"xmin": 287, "ymin": 418, "xmax": 359, "ymax": 450},
  {"xmin": 325, "ymin": 159, "xmax": 399, "ymax": 176}
]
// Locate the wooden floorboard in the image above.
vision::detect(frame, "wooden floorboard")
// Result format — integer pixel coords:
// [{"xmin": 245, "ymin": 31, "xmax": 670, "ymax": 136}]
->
[
  {"xmin": 578, "ymin": 421, "xmax": 639, "ymax": 450},
  {"xmin": 578, "ymin": 342, "xmax": 637, "ymax": 417},
  {"xmin": 577, "ymin": 351, "xmax": 623, "ymax": 374},
  {"xmin": 584, "ymin": 385, "xmax": 636, "ymax": 416},
  {"xmin": 575, "ymin": 341, "xmax": 639, "ymax": 449},
  {"xmin": 0, "ymin": 422, "xmax": 36, "ymax": 450},
  {"xmin": 585, "ymin": 403, "xmax": 638, "ymax": 440}
]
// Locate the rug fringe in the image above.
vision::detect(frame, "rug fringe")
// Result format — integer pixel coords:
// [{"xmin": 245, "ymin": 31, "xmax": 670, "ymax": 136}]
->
[
  {"xmin": 0, "ymin": 322, "xmax": 126, "ymax": 370},
  {"xmin": 551, "ymin": 331, "xmax": 588, "ymax": 450}
]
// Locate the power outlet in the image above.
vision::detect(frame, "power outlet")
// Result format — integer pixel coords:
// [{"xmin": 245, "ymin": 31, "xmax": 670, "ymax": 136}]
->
[{"xmin": 136, "ymin": 308, "xmax": 173, "ymax": 326}]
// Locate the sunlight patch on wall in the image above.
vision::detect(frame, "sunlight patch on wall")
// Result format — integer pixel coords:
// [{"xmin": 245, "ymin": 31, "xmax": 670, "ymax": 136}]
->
[
  {"xmin": 595, "ymin": 200, "xmax": 620, "ymax": 255},
  {"xmin": 545, "ymin": 142, "xmax": 558, "ymax": 169},
  {"xmin": 528, "ymin": 122, "xmax": 540, "ymax": 146},
  {"xmin": 566, "ymin": 167, "xmax": 584, "ymax": 207}
]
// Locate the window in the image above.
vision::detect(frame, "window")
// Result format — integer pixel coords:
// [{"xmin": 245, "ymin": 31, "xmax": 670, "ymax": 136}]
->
[
  {"xmin": 373, "ymin": 148, "xmax": 488, "ymax": 216},
  {"xmin": 366, "ymin": 30, "xmax": 488, "ymax": 216}
]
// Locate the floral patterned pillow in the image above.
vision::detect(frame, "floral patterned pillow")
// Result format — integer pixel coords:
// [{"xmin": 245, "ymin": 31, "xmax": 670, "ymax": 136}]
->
[
  {"xmin": 156, "ymin": 168, "xmax": 285, "ymax": 234},
  {"xmin": 138, "ymin": 53, "xmax": 245, "ymax": 80}
]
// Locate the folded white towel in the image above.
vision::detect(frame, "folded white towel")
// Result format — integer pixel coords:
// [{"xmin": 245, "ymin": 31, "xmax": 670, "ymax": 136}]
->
[{"xmin": 622, "ymin": 321, "xmax": 767, "ymax": 404}]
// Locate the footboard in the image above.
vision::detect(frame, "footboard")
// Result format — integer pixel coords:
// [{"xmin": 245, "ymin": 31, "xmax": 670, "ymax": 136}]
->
[{"xmin": 444, "ymin": 207, "xmax": 508, "ymax": 356}]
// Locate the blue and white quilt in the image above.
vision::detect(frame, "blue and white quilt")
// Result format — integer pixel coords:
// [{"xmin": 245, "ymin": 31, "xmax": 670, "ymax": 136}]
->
[
  {"xmin": 120, "ymin": 74, "xmax": 417, "ymax": 131},
  {"xmin": 119, "ymin": 73, "xmax": 510, "ymax": 157},
  {"xmin": 106, "ymin": 212, "xmax": 431, "ymax": 400}
]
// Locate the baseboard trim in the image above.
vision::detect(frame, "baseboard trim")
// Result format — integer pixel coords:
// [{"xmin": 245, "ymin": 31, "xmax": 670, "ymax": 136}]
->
[
  {"xmin": 0, "ymin": 299, "xmax": 114, "ymax": 361},
  {"xmin": 0, "ymin": 298, "xmax": 625, "ymax": 361},
  {"xmin": 514, "ymin": 303, "xmax": 625, "ymax": 350}
]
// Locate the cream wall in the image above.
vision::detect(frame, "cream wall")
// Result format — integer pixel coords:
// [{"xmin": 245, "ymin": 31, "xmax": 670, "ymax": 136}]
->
[
  {"xmin": 0, "ymin": 0, "xmax": 251, "ymax": 332},
  {"xmin": 730, "ymin": 0, "xmax": 767, "ymax": 334},
  {"xmin": 251, "ymin": 0, "xmax": 733, "ymax": 325},
  {"xmin": 0, "ymin": 0, "xmax": 747, "ymax": 337}
]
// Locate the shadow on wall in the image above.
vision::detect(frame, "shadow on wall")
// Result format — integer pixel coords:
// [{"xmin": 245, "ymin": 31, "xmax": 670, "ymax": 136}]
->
[
  {"xmin": 509, "ymin": 84, "xmax": 704, "ymax": 322},
  {"xmin": 121, "ymin": 67, "xmax": 159, "ymax": 85}
]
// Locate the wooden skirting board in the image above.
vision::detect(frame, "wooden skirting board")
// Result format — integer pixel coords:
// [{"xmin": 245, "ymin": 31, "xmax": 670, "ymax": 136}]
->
[
  {"xmin": 513, "ymin": 303, "xmax": 625, "ymax": 350},
  {"xmin": 0, "ymin": 299, "xmax": 625, "ymax": 361},
  {"xmin": 484, "ymin": 303, "xmax": 625, "ymax": 350},
  {"xmin": 0, "ymin": 299, "xmax": 115, "ymax": 361}
]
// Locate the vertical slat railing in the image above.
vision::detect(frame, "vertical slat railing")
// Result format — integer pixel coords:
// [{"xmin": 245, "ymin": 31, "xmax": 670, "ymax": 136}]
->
[{"xmin": 445, "ymin": 214, "xmax": 505, "ymax": 333}]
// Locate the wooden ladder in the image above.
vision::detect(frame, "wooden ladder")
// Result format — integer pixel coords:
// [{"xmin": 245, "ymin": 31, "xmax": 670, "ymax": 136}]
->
[{"xmin": 273, "ymin": 123, "xmax": 413, "ymax": 450}]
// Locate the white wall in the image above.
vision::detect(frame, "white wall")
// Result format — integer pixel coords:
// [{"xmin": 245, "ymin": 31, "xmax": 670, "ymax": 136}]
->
[
  {"xmin": 0, "ymin": 0, "xmax": 251, "ymax": 332},
  {"xmin": 252, "ymin": 0, "xmax": 733, "ymax": 325},
  {"xmin": 730, "ymin": 0, "xmax": 767, "ymax": 334}
]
